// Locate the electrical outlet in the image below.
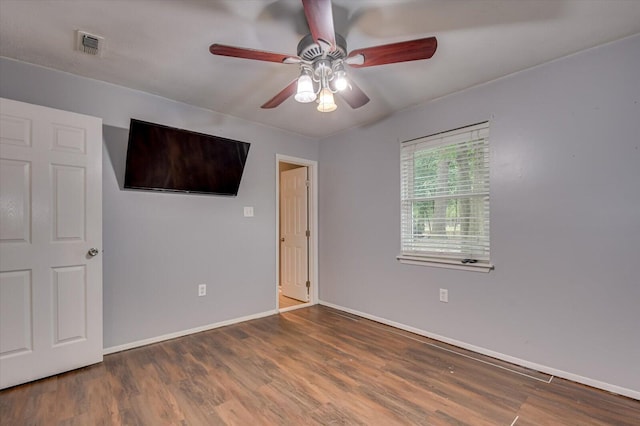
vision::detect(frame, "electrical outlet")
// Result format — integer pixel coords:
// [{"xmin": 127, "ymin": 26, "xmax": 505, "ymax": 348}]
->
[
  {"xmin": 198, "ymin": 284, "xmax": 207, "ymax": 297},
  {"xmin": 439, "ymin": 288, "xmax": 448, "ymax": 303}
]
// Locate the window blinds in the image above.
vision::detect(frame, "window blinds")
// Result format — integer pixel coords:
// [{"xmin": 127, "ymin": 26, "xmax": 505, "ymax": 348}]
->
[{"xmin": 400, "ymin": 122, "xmax": 490, "ymax": 263}]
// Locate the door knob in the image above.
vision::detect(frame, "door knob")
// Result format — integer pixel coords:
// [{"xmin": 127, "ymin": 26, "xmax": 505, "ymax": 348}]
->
[{"xmin": 87, "ymin": 248, "xmax": 99, "ymax": 257}]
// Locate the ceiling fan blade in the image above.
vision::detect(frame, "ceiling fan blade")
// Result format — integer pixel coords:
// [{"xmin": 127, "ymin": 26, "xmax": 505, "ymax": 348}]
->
[
  {"xmin": 346, "ymin": 37, "xmax": 437, "ymax": 68},
  {"xmin": 339, "ymin": 79, "xmax": 369, "ymax": 109},
  {"xmin": 210, "ymin": 44, "xmax": 300, "ymax": 64},
  {"xmin": 261, "ymin": 79, "xmax": 298, "ymax": 109},
  {"xmin": 302, "ymin": 0, "xmax": 336, "ymax": 51}
]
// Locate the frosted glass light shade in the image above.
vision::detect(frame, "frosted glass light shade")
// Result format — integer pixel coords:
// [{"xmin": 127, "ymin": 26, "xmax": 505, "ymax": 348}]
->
[
  {"xmin": 334, "ymin": 70, "xmax": 348, "ymax": 91},
  {"xmin": 317, "ymin": 88, "xmax": 337, "ymax": 112},
  {"xmin": 294, "ymin": 74, "xmax": 316, "ymax": 103}
]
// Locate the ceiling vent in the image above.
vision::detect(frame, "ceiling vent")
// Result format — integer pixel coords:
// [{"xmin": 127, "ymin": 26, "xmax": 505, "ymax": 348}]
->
[{"xmin": 76, "ymin": 30, "xmax": 104, "ymax": 56}]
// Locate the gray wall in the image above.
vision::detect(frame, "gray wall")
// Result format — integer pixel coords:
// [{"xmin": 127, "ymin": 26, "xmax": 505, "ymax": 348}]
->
[
  {"xmin": 0, "ymin": 58, "xmax": 318, "ymax": 348},
  {"xmin": 318, "ymin": 34, "xmax": 640, "ymax": 394}
]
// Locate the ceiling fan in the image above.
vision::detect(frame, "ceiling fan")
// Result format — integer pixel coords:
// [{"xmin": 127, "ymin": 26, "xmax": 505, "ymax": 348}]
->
[{"xmin": 209, "ymin": 0, "xmax": 437, "ymax": 112}]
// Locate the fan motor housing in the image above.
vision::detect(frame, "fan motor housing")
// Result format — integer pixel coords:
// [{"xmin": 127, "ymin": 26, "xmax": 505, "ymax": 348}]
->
[{"xmin": 297, "ymin": 33, "xmax": 347, "ymax": 62}]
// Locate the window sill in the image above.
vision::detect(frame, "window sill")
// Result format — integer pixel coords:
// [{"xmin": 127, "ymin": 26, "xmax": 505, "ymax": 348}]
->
[{"xmin": 396, "ymin": 255, "xmax": 494, "ymax": 272}]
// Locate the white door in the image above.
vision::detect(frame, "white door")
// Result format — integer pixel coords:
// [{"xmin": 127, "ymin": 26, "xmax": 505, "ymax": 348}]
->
[
  {"xmin": 280, "ymin": 167, "xmax": 309, "ymax": 302},
  {"xmin": 0, "ymin": 98, "xmax": 103, "ymax": 389}
]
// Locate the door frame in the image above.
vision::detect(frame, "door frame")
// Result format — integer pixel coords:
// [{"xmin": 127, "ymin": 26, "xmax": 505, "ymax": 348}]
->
[{"xmin": 275, "ymin": 154, "xmax": 318, "ymax": 312}]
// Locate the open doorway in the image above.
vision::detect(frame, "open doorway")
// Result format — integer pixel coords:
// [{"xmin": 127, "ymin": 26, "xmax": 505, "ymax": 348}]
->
[{"xmin": 276, "ymin": 155, "xmax": 318, "ymax": 312}]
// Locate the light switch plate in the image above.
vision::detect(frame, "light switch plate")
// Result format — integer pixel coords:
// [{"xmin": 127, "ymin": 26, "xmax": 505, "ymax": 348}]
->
[{"xmin": 244, "ymin": 206, "xmax": 254, "ymax": 217}]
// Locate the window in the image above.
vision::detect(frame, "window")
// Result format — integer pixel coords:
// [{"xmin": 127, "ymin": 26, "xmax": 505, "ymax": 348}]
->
[{"xmin": 398, "ymin": 122, "xmax": 492, "ymax": 271}]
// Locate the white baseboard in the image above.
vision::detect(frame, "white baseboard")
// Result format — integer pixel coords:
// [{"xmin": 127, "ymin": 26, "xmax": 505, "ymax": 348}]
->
[
  {"xmin": 103, "ymin": 309, "xmax": 278, "ymax": 355},
  {"xmin": 319, "ymin": 300, "xmax": 640, "ymax": 401}
]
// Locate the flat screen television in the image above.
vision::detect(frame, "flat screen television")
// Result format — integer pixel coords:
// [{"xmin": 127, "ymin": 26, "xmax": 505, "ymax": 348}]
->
[{"xmin": 124, "ymin": 119, "xmax": 250, "ymax": 196}]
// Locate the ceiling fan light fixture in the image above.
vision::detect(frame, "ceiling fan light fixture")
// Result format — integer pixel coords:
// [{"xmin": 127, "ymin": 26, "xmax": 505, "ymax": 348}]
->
[
  {"xmin": 294, "ymin": 73, "xmax": 316, "ymax": 103},
  {"xmin": 210, "ymin": 2, "xmax": 435, "ymax": 112},
  {"xmin": 317, "ymin": 88, "xmax": 337, "ymax": 112}
]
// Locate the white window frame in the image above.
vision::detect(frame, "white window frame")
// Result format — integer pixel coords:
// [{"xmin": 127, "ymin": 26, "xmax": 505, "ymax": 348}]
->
[{"xmin": 397, "ymin": 122, "xmax": 493, "ymax": 272}]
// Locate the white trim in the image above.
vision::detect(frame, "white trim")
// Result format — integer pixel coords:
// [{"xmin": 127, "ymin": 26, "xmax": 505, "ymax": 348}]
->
[
  {"xmin": 102, "ymin": 309, "xmax": 277, "ymax": 355},
  {"xmin": 275, "ymin": 154, "xmax": 319, "ymax": 310},
  {"xmin": 318, "ymin": 300, "xmax": 640, "ymax": 401},
  {"xmin": 397, "ymin": 255, "xmax": 494, "ymax": 272}
]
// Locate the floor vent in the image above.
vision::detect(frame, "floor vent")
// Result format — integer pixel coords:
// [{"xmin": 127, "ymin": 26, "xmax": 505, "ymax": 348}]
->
[{"xmin": 76, "ymin": 30, "xmax": 104, "ymax": 56}]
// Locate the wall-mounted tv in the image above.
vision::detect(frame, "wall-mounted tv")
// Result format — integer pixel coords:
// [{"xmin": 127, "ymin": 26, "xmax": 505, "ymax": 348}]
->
[{"xmin": 124, "ymin": 119, "xmax": 250, "ymax": 196}]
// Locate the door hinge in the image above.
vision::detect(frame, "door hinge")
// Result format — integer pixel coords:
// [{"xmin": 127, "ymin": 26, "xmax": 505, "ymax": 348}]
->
[
  {"xmin": 305, "ymin": 230, "xmax": 310, "ymax": 237},
  {"xmin": 305, "ymin": 180, "xmax": 310, "ymax": 187},
  {"xmin": 306, "ymin": 281, "xmax": 310, "ymax": 289}
]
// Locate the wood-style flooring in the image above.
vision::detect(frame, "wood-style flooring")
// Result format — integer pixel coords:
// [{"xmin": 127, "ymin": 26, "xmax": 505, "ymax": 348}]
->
[
  {"xmin": 1, "ymin": 306, "xmax": 638, "ymax": 425},
  {"xmin": 279, "ymin": 292, "xmax": 305, "ymax": 309}
]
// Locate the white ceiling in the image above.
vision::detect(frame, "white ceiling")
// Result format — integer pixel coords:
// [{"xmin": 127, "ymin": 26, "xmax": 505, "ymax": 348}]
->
[{"xmin": 1, "ymin": 0, "xmax": 639, "ymax": 138}]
